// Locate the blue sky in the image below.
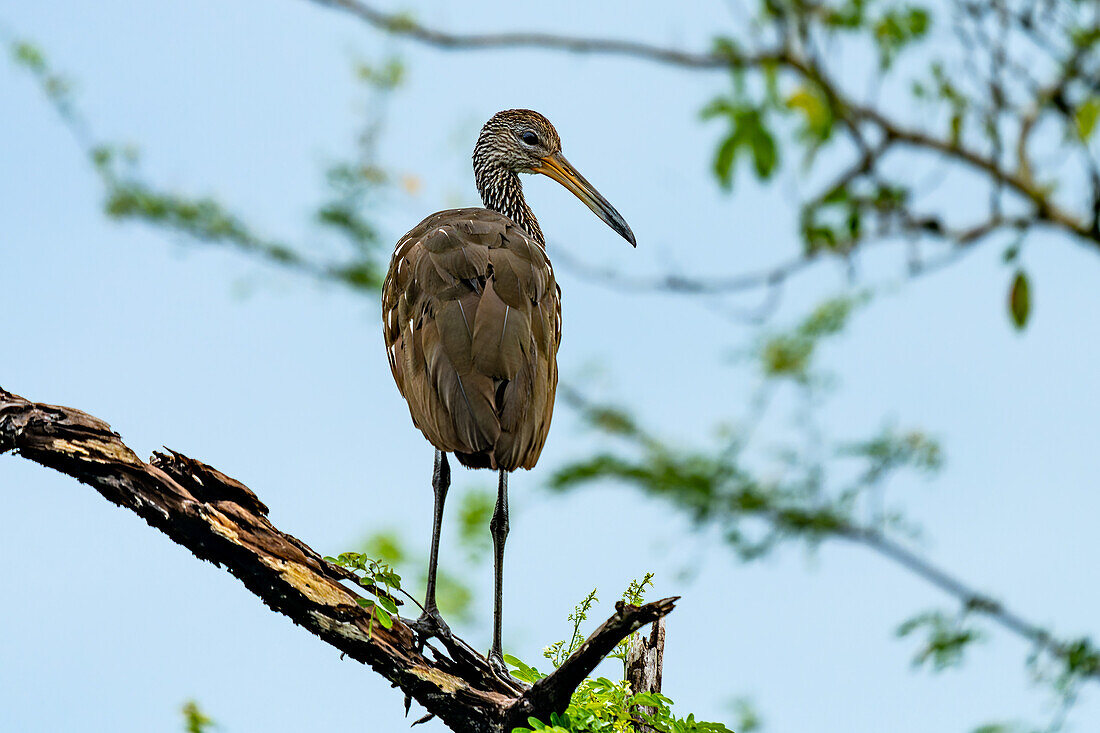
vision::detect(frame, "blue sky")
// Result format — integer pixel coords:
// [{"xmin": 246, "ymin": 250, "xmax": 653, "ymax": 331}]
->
[{"xmin": 2, "ymin": 1, "xmax": 1098, "ymax": 732}]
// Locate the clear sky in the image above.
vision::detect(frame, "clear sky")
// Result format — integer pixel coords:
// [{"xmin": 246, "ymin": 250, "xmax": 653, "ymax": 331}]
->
[{"xmin": 2, "ymin": 2, "xmax": 1098, "ymax": 732}]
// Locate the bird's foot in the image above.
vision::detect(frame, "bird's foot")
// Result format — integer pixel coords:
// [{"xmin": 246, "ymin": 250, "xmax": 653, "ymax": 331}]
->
[
  {"xmin": 487, "ymin": 648, "xmax": 511, "ymax": 681},
  {"xmin": 409, "ymin": 607, "xmax": 451, "ymax": 650}
]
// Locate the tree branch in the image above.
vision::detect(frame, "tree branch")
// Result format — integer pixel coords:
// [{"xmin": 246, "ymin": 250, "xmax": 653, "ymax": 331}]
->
[
  {"xmin": 552, "ymin": 246, "xmax": 819, "ymax": 295},
  {"xmin": 307, "ymin": 0, "xmax": 753, "ymax": 69},
  {"xmin": 838, "ymin": 525, "xmax": 1099, "ymax": 682},
  {"xmin": 0, "ymin": 387, "xmax": 677, "ymax": 733},
  {"xmin": 310, "ymin": 0, "xmax": 1099, "ymax": 252},
  {"xmin": 559, "ymin": 384, "xmax": 1099, "ymax": 687}
]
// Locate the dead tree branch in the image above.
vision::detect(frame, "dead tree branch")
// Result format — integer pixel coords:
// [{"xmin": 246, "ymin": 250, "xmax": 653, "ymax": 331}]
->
[{"xmin": 0, "ymin": 387, "xmax": 677, "ymax": 733}]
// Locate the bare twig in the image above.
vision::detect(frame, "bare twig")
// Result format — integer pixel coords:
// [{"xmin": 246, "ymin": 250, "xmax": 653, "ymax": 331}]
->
[
  {"xmin": 308, "ymin": 0, "xmax": 768, "ymax": 69},
  {"xmin": 553, "ymin": 246, "xmax": 818, "ymax": 295}
]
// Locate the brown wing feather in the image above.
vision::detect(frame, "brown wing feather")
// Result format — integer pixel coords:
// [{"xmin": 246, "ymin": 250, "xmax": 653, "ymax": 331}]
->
[{"xmin": 381, "ymin": 208, "xmax": 561, "ymax": 471}]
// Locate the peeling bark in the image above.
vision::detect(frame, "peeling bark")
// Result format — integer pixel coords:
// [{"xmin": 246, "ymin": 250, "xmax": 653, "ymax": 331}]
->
[{"xmin": 0, "ymin": 387, "xmax": 676, "ymax": 733}]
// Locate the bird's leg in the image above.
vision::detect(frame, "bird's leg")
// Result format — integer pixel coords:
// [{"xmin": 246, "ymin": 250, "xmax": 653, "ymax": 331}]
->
[
  {"xmin": 411, "ymin": 451, "xmax": 451, "ymax": 641},
  {"xmin": 488, "ymin": 468, "xmax": 510, "ymax": 677}
]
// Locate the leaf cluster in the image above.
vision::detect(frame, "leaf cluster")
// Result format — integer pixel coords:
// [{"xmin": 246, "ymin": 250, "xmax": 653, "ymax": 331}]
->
[
  {"xmin": 323, "ymin": 552, "xmax": 403, "ymax": 633},
  {"xmin": 511, "ymin": 582, "xmax": 733, "ymax": 733},
  {"xmin": 12, "ymin": 38, "xmax": 398, "ymax": 294},
  {"xmin": 514, "ymin": 678, "xmax": 732, "ymax": 733},
  {"xmin": 897, "ymin": 608, "xmax": 984, "ymax": 671}
]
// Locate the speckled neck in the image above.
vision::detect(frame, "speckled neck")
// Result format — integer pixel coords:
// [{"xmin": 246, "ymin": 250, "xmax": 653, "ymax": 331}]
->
[{"xmin": 474, "ymin": 163, "xmax": 545, "ymax": 246}]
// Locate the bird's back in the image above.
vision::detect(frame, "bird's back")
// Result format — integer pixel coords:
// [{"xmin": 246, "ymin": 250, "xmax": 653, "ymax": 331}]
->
[{"xmin": 382, "ymin": 208, "xmax": 561, "ymax": 471}]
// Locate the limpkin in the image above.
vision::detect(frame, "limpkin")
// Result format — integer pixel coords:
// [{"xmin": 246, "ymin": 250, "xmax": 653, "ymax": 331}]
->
[{"xmin": 381, "ymin": 109, "xmax": 634, "ymax": 673}]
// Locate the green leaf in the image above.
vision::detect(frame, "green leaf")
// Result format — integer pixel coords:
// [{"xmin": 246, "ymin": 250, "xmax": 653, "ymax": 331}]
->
[
  {"xmin": 181, "ymin": 701, "xmax": 215, "ymax": 733},
  {"xmin": 949, "ymin": 111, "xmax": 963, "ymax": 146},
  {"xmin": 373, "ymin": 606, "xmax": 394, "ymax": 629},
  {"xmin": 699, "ymin": 97, "xmax": 735, "ymax": 121},
  {"xmin": 873, "ymin": 6, "xmax": 932, "ymax": 67},
  {"xmin": 1074, "ymin": 97, "xmax": 1100, "ymax": 141},
  {"xmin": 11, "ymin": 41, "xmax": 47, "ymax": 72},
  {"xmin": 712, "ymin": 133, "xmax": 740, "ymax": 190},
  {"xmin": 786, "ymin": 84, "xmax": 833, "ymax": 142},
  {"xmin": 710, "ymin": 36, "xmax": 742, "ymax": 64},
  {"xmin": 748, "ymin": 123, "xmax": 778, "ymax": 178},
  {"xmin": 1008, "ymin": 269, "xmax": 1031, "ymax": 330}
]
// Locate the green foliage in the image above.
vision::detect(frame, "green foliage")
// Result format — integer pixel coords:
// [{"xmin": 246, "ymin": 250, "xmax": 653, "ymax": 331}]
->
[
  {"xmin": 11, "ymin": 36, "xmax": 393, "ymax": 294},
  {"xmin": 1009, "ymin": 269, "xmax": 1031, "ymax": 331},
  {"xmin": 551, "ymin": 294, "xmax": 946, "ymax": 563},
  {"xmin": 512, "ymin": 583, "xmax": 734, "ymax": 733},
  {"xmin": 1027, "ymin": 634, "xmax": 1100, "ymax": 711},
  {"xmin": 11, "ymin": 41, "xmax": 73, "ymax": 107},
  {"xmin": 759, "ymin": 293, "xmax": 869, "ymax": 381},
  {"xmin": 354, "ymin": 530, "xmax": 476, "ymax": 622},
  {"xmin": 1073, "ymin": 97, "xmax": 1100, "ymax": 141},
  {"xmin": 871, "ymin": 5, "xmax": 931, "ymax": 68},
  {"xmin": 333, "ymin": 488, "xmax": 504, "ymax": 632},
  {"xmin": 514, "ymin": 678, "xmax": 733, "ymax": 733},
  {"xmin": 457, "ymin": 487, "xmax": 496, "ymax": 559},
  {"xmin": 621, "ymin": 573, "xmax": 655, "ymax": 606},
  {"xmin": 609, "ymin": 574, "xmax": 657, "ymax": 668},
  {"xmin": 355, "ymin": 56, "xmax": 405, "ymax": 90},
  {"xmin": 702, "ymin": 97, "xmax": 779, "ymax": 189},
  {"xmin": 324, "ymin": 552, "xmax": 403, "ymax": 633},
  {"xmin": 101, "ymin": 168, "xmax": 312, "ymax": 272},
  {"xmin": 897, "ymin": 609, "xmax": 983, "ymax": 671},
  {"xmin": 544, "ymin": 588, "xmax": 600, "ymax": 668},
  {"xmin": 1062, "ymin": 637, "xmax": 1100, "ymax": 679},
  {"xmin": 12, "ymin": 6, "xmax": 1100, "ymax": 730},
  {"xmin": 181, "ymin": 701, "xmax": 214, "ymax": 733},
  {"xmin": 727, "ymin": 699, "xmax": 760, "ymax": 733},
  {"xmin": 701, "ymin": 0, "xmax": 1098, "ymax": 345},
  {"xmin": 800, "ymin": 182, "xmax": 910, "ymax": 255},
  {"xmin": 549, "ymin": 429, "xmax": 891, "ymax": 560},
  {"xmin": 840, "ymin": 426, "xmax": 942, "ymax": 484},
  {"xmin": 585, "ymin": 405, "xmax": 641, "ymax": 438},
  {"xmin": 785, "ymin": 83, "xmax": 833, "ymax": 147}
]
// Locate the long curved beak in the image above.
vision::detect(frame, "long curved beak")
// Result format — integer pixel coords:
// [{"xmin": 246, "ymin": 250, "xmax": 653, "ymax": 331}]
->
[{"xmin": 533, "ymin": 152, "xmax": 636, "ymax": 247}]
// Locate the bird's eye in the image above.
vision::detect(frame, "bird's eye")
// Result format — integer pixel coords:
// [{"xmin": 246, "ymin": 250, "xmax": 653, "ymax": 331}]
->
[{"xmin": 520, "ymin": 131, "xmax": 539, "ymax": 146}]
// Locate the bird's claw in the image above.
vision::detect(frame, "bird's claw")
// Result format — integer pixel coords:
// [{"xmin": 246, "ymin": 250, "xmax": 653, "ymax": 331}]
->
[
  {"xmin": 487, "ymin": 648, "xmax": 511, "ymax": 681},
  {"xmin": 409, "ymin": 608, "xmax": 451, "ymax": 651}
]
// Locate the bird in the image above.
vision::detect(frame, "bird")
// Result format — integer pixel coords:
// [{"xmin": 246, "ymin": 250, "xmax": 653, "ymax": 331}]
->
[{"xmin": 381, "ymin": 109, "xmax": 634, "ymax": 675}]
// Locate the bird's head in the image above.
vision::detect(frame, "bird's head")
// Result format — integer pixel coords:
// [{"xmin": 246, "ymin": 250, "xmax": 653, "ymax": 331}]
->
[{"xmin": 474, "ymin": 109, "xmax": 636, "ymax": 247}]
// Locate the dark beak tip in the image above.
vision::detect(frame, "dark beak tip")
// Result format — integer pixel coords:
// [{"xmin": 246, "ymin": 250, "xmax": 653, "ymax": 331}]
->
[{"xmin": 618, "ymin": 222, "xmax": 637, "ymax": 247}]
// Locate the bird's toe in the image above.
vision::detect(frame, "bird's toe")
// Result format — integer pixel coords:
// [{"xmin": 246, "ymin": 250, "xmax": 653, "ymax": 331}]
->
[{"xmin": 409, "ymin": 608, "xmax": 452, "ymax": 648}]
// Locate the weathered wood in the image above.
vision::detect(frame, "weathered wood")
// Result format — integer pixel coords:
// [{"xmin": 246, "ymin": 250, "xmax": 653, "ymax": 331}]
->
[
  {"xmin": 626, "ymin": 616, "xmax": 666, "ymax": 731},
  {"xmin": 0, "ymin": 387, "xmax": 676, "ymax": 732}
]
